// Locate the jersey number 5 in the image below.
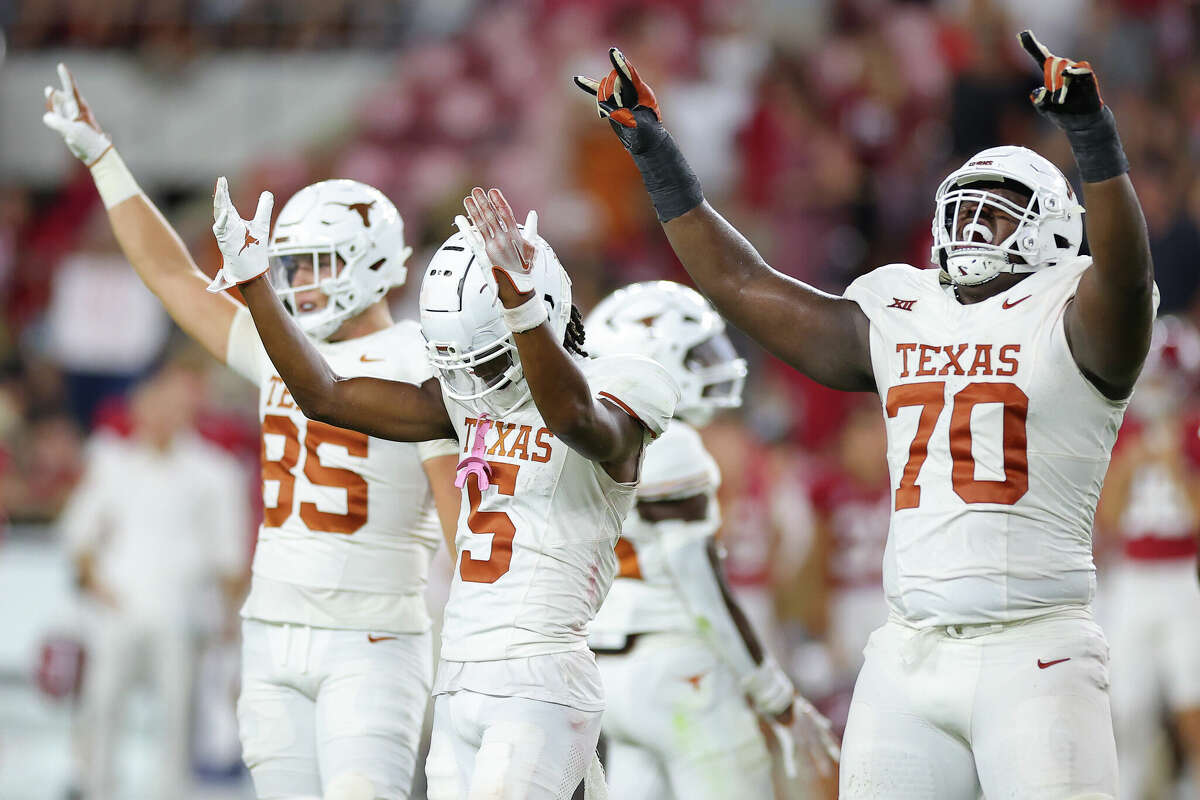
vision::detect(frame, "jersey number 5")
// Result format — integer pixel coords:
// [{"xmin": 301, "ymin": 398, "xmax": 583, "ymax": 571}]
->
[
  {"xmin": 887, "ymin": 381, "xmax": 1029, "ymax": 510},
  {"xmin": 460, "ymin": 461, "xmax": 520, "ymax": 584},
  {"xmin": 262, "ymin": 415, "xmax": 369, "ymax": 534}
]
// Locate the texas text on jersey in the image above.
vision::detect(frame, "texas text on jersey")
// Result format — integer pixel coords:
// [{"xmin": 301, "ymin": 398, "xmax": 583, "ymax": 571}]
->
[{"xmin": 434, "ymin": 354, "xmax": 675, "ymax": 711}]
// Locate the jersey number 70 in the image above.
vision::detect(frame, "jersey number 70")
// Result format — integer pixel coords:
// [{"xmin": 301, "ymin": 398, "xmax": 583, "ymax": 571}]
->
[{"xmin": 887, "ymin": 381, "xmax": 1029, "ymax": 510}]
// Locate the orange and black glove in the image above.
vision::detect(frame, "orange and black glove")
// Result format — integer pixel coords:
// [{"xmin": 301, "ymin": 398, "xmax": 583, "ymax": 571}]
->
[
  {"xmin": 1019, "ymin": 29, "xmax": 1128, "ymax": 183},
  {"xmin": 574, "ymin": 48, "xmax": 704, "ymax": 222}
]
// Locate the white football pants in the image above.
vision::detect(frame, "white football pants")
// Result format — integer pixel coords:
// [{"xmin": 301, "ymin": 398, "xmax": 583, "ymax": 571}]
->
[
  {"xmin": 840, "ymin": 608, "xmax": 1117, "ymax": 800},
  {"xmin": 238, "ymin": 619, "xmax": 432, "ymax": 799},
  {"xmin": 425, "ymin": 690, "xmax": 601, "ymax": 800}
]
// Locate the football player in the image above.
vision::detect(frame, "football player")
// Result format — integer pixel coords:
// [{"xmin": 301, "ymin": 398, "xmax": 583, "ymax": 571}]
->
[
  {"xmin": 1096, "ymin": 317, "xmax": 1200, "ymax": 798},
  {"xmin": 576, "ymin": 29, "xmax": 1154, "ymax": 799},
  {"xmin": 584, "ymin": 281, "xmax": 837, "ymax": 798},
  {"xmin": 43, "ymin": 65, "xmax": 462, "ymax": 800},
  {"xmin": 207, "ymin": 182, "xmax": 678, "ymax": 799}
]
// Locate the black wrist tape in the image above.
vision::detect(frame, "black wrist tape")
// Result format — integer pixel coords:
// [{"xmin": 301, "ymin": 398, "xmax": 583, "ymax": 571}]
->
[
  {"xmin": 1060, "ymin": 106, "xmax": 1130, "ymax": 183},
  {"xmin": 628, "ymin": 124, "xmax": 705, "ymax": 223}
]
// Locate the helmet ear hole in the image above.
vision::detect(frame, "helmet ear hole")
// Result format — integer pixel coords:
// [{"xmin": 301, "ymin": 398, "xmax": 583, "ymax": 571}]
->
[{"xmin": 1053, "ymin": 234, "xmax": 1070, "ymax": 249}]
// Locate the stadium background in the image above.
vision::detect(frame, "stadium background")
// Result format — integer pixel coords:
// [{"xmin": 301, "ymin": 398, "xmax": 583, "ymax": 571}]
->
[{"xmin": 0, "ymin": 0, "xmax": 1197, "ymax": 797}]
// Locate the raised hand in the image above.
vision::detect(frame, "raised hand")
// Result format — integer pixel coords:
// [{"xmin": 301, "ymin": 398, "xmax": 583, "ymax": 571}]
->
[
  {"xmin": 208, "ymin": 176, "xmax": 274, "ymax": 293},
  {"xmin": 1018, "ymin": 30, "xmax": 1105, "ymax": 122},
  {"xmin": 1017, "ymin": 29, "xmax": 1128, "ymax": 185},
  {"xmin": 573, "ymin": 47, "xmax": 666, "ymax": 155},
  {"xmin": 573, "ymin": 47, "xmax": 703, "ymax": 223},
  {"xmin": 42, "ymin": 63, "xmax": 112, "ymax": 166},
  {"xmin": 461, "ymin": 187, "xmax": 539, "ymax": 302}
]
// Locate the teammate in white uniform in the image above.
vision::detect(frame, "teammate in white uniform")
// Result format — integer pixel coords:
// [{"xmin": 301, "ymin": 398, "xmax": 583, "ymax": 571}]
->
[
  {"xmin": 576, "ymin": 32, "xmax": 1155, "ymax": 799},
  {"xmin": 583, "ymin": 281, "xmax": 835, "ymax": 798},
  {"xmin": 1096, "ymin": 316, "xmax": 1200, "ymax": 798},
  {"xmin": 207, "ymin": 183, "xmax": 678, "ymax": 799},
  {"xmin": 43, "ymin": 66, "xmax": 462, "ymax": 800}
]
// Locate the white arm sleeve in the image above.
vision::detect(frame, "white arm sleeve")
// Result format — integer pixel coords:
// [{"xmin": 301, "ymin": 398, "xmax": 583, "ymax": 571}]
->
[
  {"xmin": 224, "ymin": 306, "xmax": 268, "ymax": 384},
  {"xmin": 660, "ymin": 522, "xmax": 760, "ymax": 679},
  {"xmin": 661, "ymin": 521, "xmax": 794, "ymax": 715}
]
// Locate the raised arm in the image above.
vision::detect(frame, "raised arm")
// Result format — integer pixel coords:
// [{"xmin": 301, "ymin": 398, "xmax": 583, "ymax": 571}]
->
[
  {"xmin": 1018, "ymin": 32, "xmax": 1154, "ymax": 399},
  {"xmin": 574, "ymin": 50, "xmax": 874, "ymax": 393},
  {"xmin": 42, "ymin": 64, "xmax": 240, "ymax": 362},
  {"xmin": 210, "ymin": 179, "xmax": 454, "ymax": 443},
  {"xmin": 462, "ymin": 188, "xmax": 647, "ymax": 477}
]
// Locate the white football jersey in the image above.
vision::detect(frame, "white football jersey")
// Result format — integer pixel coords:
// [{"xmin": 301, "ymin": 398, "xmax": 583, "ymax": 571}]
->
[
  {"xmin": 590, "ymin": 421, "xmax": 720, "ymax": 642},
  {"xmin": 437, "ymin": 355, "xmax": 677, "ymax": 663},
  {"xmin": 844, "ymin": 257, "xmax": 1138, "ymax": 626},
  {"xmin": 225, "ymin": 307, "xmax": 457, "ymax": 634}
]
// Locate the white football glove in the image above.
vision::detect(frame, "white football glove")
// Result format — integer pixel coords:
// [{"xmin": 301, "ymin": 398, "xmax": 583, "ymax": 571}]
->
[
  {"xmin": 461, "ymin": 188, "xmax": 541, "ymax": 295},
  {"xmin": 453, "ymin": 213, "xmax": 490, "ymax": 270},
  {"xmin": 743, "ymin": 655, "xmax": 795, "ymax": 717},
  {"xmin": 42, "ymin": 63, "xmax": 112, "ymax": 166},
  {"xmin": 208, "ymin": 176, "xmax": 274, "ymax": 293},
  {"xmin": 453, "ymin": 209, "xmax": 542, "ymax": 297}
]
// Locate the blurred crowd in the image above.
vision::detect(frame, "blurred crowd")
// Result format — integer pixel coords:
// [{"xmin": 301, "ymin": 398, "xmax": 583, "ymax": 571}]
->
[
  {"xmin": 1, "ymin": 0, "xmax": 1199, "ymax": 795},
  {"xmin": 4, "ymin": 1, "xmax": 1200, "ymax": 523}
]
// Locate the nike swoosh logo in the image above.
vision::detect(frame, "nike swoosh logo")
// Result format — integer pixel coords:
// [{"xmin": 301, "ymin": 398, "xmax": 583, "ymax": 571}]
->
[
  {"xmin": 1002, "ymin": 295, "xmax": 1032, "ymax": 309},
  {"xmin": 359, "ymin": 354, "xmax": 383, "ymax": 363},
  {"xmin": 367, "ymin": 634, "xmax": 396, "ymax": 643},
  {"xmin": 1037, "ymin": 657, "xmax": 1071, "ymax": 669}
]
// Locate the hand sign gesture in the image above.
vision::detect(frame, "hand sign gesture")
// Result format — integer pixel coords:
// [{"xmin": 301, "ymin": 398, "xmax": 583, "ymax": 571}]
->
[
  {"xmin": 573, "ymin": 47, "xmax": 665, "ymax": 155},
  {"xmin": 1017, "ymin": 29, "xmax": 1128, "ymax": 183},
  {"xmin": 1019, "ymin": 30, "xmax": 1104, "ymax": 122},
  {"xmin": 208, "ymin": 176, "xmax": 274, "ymax": 293},
  {"xmin": 42, "ymin": 63, "xmax": 112, "ymax": 166},
  {"xmin": 460, "ymin": 187, "xmax": 540, "ymax": 300},
  {"xmin": 573, "ymin": 47, "xmax": 702, "ymax": 222}
]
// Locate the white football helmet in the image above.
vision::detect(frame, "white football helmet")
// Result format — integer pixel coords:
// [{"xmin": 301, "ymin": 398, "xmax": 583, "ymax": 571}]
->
[
  {"xmin": 585, "ymin": 281, "xmax": 746, "ymax": 427},
  {"xmin": 932, "ymin": 146, "xmax": 1084, "ymax": 287},
  {"xmin": 419, "ymin": 227, "xmax": 572, "ymax": 417},
  {"xmin": 268, "ymin": 179, "xmax": 412, "ymax": 340}
]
